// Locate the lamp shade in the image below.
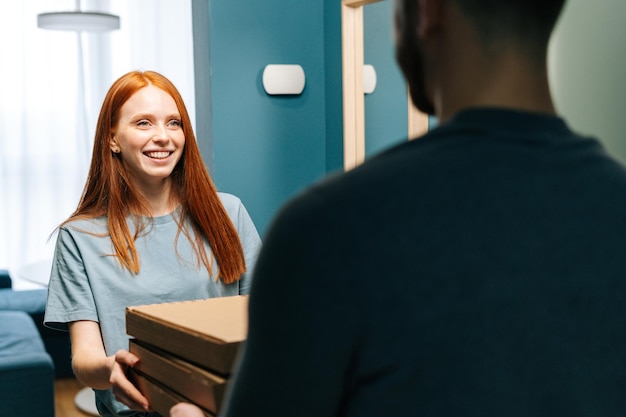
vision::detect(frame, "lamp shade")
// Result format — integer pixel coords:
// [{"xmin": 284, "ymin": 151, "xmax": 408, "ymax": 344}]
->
[{"xmin": 37, "ymin": 11, "xmax": 120, "ymax": 32}]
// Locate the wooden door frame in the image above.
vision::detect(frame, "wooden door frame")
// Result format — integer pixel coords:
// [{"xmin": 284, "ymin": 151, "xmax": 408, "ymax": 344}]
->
[{"xmin": 341, "ymin": 0, "xmax": 428, "ymax": 170}]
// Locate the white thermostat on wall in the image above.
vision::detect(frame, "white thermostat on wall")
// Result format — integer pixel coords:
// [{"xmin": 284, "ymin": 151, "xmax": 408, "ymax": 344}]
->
[
  {"xmin": 363, "ymin": 64, "xmax": 377, "ymax": 94},
  {"xmin": 262, "ymin": 64, "xmax": 306, "ymax": 95}
]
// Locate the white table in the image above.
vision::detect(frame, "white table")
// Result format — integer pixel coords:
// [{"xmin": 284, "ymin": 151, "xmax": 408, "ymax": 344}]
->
[{"xmin": 13, "ymin": 259, "xmax": 52, "ymax": 290}]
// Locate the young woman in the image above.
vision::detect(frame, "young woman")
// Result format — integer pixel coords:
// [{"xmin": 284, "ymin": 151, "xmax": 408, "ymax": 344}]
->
[{"xmin": 44, "ymin": 70, "xmax": 261, "ymax": 417}]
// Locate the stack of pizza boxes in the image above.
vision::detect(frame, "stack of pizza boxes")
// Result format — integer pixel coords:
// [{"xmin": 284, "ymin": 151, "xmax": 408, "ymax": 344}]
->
[{"xmin": 125, "ymin": 295, "xmax": 249, "ymax": 417}]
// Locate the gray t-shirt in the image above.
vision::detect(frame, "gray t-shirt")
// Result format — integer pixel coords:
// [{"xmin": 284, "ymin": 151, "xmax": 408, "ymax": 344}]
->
[{"xmin": 44, "ymin": 192, "xmax": 261, "ymax": 417}]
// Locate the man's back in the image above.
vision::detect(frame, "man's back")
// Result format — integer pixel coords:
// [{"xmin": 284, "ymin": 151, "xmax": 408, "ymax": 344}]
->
[
  {"xmin": 223, "ymin": 108, "xmax": 626, "ymax": 416},
  {"xmin": 206, "ymin": 0, "xmax": 626, "ymax": 415}
]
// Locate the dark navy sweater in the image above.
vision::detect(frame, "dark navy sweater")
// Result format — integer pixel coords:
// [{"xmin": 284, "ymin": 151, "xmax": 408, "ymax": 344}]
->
[{"xmin": 224, "ymin": 108, "xmax": 626, "ymax": 417}]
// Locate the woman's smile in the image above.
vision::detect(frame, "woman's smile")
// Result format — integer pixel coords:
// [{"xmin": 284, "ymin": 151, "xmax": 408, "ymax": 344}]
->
[{"xmin": 144, "ymin": 150, "xmax": 173, "ymax": 160}]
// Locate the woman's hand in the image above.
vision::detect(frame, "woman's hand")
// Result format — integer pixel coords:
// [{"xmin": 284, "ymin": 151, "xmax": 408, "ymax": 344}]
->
[
  {"xmin": 69, "ymin": 321, "xmax": 150, "ymax": 411},
  {"xmin": 110, "ymin": 349, "xmax": 151, "ymax": 412},
  {"xmin": 170, "ymin": 402, "xmax": 206, "ymax": 417}
]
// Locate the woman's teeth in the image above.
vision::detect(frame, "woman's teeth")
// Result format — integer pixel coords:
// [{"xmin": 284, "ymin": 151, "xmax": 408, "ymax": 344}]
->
[{"xmin": 145, "ymin": 151, "xmax": 170, "ymax": 159}]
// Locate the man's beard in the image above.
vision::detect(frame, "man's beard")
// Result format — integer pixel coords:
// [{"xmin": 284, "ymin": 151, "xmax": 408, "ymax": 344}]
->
[
  {"xmin": 396, "ymin": 40, "xmax": 435, "ymax": 115},
  {"xmin": 394, "ymin": 0, "xmax": 436, "ymax": 115}
]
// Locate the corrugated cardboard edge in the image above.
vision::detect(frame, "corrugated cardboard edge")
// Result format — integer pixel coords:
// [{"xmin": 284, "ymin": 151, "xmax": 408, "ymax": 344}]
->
[
  {"xmin": 130, "ymin": 369, "xmax": 214, "ymax": 417},
  {"xmin": 130, "ymin": 339, "xmax": 227, "ymax": 414}
]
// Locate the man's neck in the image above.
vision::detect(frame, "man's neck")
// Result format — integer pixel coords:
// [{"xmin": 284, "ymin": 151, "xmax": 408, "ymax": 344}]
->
[
  {"xmin": 428, "ymin": 3, "xmax": 556, "ymax": 123},
  {"xmin": 435, "ymin": 52, "xmax": 556, "ymax": 123}
]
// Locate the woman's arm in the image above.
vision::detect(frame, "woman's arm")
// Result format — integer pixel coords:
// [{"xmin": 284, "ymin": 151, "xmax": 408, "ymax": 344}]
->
[
  {"xmin": 69, "ymin": 321, "xmax": 151, "ymax": 411},
  {"xmin": 69, "ymin": 320, "xmax": 115, "ymax": 389}
]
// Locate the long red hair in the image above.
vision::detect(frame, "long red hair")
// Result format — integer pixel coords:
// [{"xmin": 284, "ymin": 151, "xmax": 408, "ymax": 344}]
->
[{"xmin": 64, "ymin": 70, "xmax": 245, "ymax": 284}]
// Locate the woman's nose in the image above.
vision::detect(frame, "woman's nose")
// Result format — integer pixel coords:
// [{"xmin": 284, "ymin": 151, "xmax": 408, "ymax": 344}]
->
[{"xmin": 152, "ymin": 125, "xmax": 169, "ymax": 141}]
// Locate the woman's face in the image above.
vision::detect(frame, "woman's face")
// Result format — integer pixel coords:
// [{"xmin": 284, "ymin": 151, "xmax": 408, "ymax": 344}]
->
[{"xmin": 111, "ymin": 85, "xmax": 185, "ymax": 190}]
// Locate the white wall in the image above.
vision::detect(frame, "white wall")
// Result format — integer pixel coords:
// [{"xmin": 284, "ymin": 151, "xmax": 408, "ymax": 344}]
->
[{"xmin": 549, "ymin": 0, "xmax": 626, "ymax": 161}]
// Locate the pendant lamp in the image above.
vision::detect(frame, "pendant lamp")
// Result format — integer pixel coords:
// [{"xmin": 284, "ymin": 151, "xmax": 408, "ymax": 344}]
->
[{"xmin": 37, "ymin": 1, "xmax": 120, "ymax": 32}]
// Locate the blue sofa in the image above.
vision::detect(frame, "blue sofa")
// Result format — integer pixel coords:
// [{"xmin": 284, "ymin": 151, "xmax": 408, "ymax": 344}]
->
[
  {"xmin": 0, "ymin": 310, "xmax": 55, "ymax": 416},
  {"xmin": 0, "ymin": 268, "xmax": 73, "ymax": 416}
]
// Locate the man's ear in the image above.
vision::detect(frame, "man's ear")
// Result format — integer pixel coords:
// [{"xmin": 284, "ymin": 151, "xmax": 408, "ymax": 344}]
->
[{"xmin": 417, "ymin": 0, "xmax": 444, "ymax": 39}]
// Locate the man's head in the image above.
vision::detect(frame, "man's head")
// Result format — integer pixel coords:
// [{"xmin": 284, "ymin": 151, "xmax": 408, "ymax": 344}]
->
[{"xmin": 394, "ymin": 0, "xmax": 567, "ymax": 115}]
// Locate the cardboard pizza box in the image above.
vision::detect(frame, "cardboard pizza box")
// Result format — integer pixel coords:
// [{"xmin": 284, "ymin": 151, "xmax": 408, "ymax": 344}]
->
[
  {"xmin": 126, "ymin": 295, "xmax": 248, "ymax": 376},
  {"xmin": 130, "ymin": 339, "xmax": 228, "ymax": 414}
]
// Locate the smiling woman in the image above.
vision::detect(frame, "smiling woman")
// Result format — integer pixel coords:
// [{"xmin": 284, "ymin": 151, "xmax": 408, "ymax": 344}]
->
[
  {"xmin": 111, "ymin": 85, "xmax": 186, "ymax": 200},
  {"xmin": 0, "ymin": 0, "xmax": 194, "ymax": 279},
  {"xmin": 43, "ymin": 70, "xmax": 262, "ymax": 417}
]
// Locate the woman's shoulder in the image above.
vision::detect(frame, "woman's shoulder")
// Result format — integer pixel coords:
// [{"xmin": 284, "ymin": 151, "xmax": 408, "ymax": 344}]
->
[
  {"xmin": 59, "ymin": 216, "xmax": 108, "ymax": 234},
  {"xmin": 217, "ymin": 192, "xmax": 244, "ymax": 211}
]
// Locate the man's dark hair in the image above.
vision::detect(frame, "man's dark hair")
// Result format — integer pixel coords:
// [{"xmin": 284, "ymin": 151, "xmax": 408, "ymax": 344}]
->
[{"xmin": 453, "ymin": 0, "xmax": 567, "ymax": 57}]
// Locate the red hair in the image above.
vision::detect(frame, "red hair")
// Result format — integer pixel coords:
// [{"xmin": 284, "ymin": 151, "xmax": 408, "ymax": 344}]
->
[{"xmin": 64, "ymin": 70, "xmax": 245, "ymax": 284}]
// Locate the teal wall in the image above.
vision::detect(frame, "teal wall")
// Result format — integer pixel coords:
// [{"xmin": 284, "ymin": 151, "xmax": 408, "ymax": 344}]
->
[
  {"xmin": 363, "ymin": 0, "xmax": 409, "ymax": 158},
  {"xmin": 324, "ymin": 1, "xmax": 346, "ymax": 175},
  {"xmin": 192, "ymin": 0, "xmax": 344, "ymax": 236},
  {"xmin": 190, "ymin": 0, "xmax": 626, "ymax": 238}
]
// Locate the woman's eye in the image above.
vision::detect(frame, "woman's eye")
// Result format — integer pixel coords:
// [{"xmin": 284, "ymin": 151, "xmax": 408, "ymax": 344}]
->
[
  {"xmin": 136, "ymin": 120, "xmax": 150, "ymax": 127},
  {"xmin": 169, "ymin": 119, "xmax": 182, "ymax": 127}
]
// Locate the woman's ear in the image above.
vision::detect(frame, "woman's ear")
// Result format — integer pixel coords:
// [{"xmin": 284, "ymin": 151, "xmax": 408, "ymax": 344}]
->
[{"xmin": 110, "ymin": 136, "xmax": 121, "ymax": 154}]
